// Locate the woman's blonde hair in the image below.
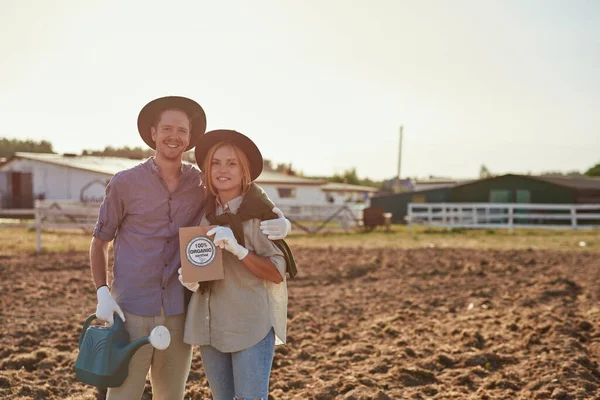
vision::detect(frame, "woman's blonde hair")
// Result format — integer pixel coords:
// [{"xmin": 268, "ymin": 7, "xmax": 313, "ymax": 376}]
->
[{"xmin": 203, "ymin": 141, "xmax": 252, "ymax": 197}]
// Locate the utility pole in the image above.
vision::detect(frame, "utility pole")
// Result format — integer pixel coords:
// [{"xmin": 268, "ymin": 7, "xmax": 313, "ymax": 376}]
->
[
  {"xmin": 394, "ymin": 125, "xmax": 403, "ymax": 193},
  {"xmin": 397, "ymin": 125, "xmax": 403, "ymax": 181}
]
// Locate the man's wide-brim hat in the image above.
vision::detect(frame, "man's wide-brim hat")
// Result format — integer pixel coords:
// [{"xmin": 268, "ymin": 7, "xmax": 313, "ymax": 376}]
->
[
  {"xmin": 195, "ymin": 130, "xmax": 263, "ymax": 181},
  {"xmin": 137, "ymin": 96, "xmax": 207, "ymax": 151}
]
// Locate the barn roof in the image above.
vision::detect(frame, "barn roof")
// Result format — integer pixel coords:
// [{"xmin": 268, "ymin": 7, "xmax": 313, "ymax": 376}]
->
[
  {"xmin": 371, "ymin": 185, "xmax": 452, "ymax": 199},
  {"xmin": 321, "ymin": 182, "xmax": 379, "ymax": 192},
  {"xmin": 8, "ymin": 152, "xmax": 144, "ymax": 176},
  {"xmin": 450, "ymin": 174, "xmax": 600, "ymax": 191},
  {"xmin": 4, "ymin": 152, "xmax": 324, "ymax": 185},
  {"xmin": 531, "ymin": 175, "xmax": 600, "ymax": 190},
  {"xmin": 256, "ymin": 171, "xmax": 323, "ymax": 185}
]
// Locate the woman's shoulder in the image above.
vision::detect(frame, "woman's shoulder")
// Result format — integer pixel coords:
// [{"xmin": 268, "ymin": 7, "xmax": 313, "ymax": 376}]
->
[{"xmin": 199, "ymin": 215, "xmax": 211, "ymax": 226}]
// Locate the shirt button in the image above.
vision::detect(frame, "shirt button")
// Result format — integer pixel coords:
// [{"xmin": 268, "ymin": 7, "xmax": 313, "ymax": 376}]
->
[
  {"xmin": 169, "ymin": 196, "xmax": 172, "ymax": 201},
  {"xmin": 164, "ymin": 263, "xmax": 168, "ymax": 268},
  {"xmin": 162, "ymin": 286, "xmax": 166, "ymax": 290}
]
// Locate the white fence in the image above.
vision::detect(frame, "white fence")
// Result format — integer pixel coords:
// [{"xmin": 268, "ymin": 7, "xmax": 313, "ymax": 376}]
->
[
  {"xmin": 0, "ymin": 200, "xmax": 99, "ymax": 252},
  {"xmin": 277, "ymin": 203, "xmax": 365, "ymax": 233},
  {"xmin": 0, "ymin": 201, "xmax": 367, "ymax": 252},
  {"xmin": 407, "ymin": 203, "xmax": 600, "ymax": 232}
]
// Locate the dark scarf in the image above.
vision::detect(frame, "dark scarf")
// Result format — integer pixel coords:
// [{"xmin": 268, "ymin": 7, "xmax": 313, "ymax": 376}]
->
[{"xmin": 204, "ymin": 183, "xmax": 298, "ymax": 279}]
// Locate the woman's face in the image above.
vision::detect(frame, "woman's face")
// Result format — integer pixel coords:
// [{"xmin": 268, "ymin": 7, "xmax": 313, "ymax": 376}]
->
[{"xmin": 210, "ymin": 144, "xmax": 243, "ymax": 197}]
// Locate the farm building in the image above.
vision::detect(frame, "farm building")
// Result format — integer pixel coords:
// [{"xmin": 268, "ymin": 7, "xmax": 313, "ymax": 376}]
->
[
  {"xmin": 371, "ymin": 174, "xmax": 600, "ymax": 223},
  {"xmin": 412, "ymin": 178, "xmax": 472, "ymax": 192},
  {"xmin": 0, "ymin": 153, "xmax": 140, "ymax": 205},
  {"xmin": 370, "ymin": 187, "xmax": 452, "ymax": 223},
  {"xmin": 382, "ymin": 177, "xmax": 472, "ymax": 193},
  {"xmin": 0, "ymin": 152, "xmax": 376, "ymax": 208},
  {"xmin": 321, "ymin": 182, "xmax": 378, "ymax": 205},
  {"xmin": 255, "ymin": 172, "xmax": 326, "ymax": 205},
  {"xmin": 451, "ymin": 174, "xmax": 600, "ymax": 204}
]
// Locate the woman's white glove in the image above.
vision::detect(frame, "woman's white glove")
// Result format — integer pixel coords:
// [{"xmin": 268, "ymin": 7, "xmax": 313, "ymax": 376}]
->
[
  {"xmin": 259, "ymin": 207, "xmax": 292, "ymax": 240},
  {"xmin": 207, "ymin": 226, "xmax": 249, "ymax": 260},
  {"xmin": 96, "ymin": 286, "xmax": 125, "ymax": 326},
  {"xmin": 177, "ymin": 268, "xmax": 199, "ymax": 292}
]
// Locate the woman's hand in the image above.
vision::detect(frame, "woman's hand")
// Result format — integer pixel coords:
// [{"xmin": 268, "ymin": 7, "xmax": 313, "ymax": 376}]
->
[
  {"xmin": 177, "ymin": 267, "xmax": 199, "ymax": 292},
  {"xmin": 207, "ymin": 226, "xmax": 283, "ymax": 284},
  {"xmin": 207, "ymin": 226, "xmax": 249, "ymax": 260}
]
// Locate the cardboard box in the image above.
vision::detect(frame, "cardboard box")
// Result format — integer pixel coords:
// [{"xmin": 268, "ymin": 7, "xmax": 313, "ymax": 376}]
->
[{"xmin": 179, "ymin": 225, "xmax": 224, "ymax": 283}]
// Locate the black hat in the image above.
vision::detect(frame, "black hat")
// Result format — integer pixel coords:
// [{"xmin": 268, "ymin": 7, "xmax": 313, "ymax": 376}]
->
[
  {"xmin": 195, "ymin": 130, "xmax": 263, "ymax": 181},
  {"xmin": 137, "ymin": 96, "xmax": 207, "ymax": 151}
]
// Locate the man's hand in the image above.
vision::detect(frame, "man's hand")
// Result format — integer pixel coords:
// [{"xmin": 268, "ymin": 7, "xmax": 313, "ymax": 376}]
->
[
  {"xmin": 259, "ymin": 207, "xmax": 292, "ymax": 240},
  {"xmin": 96, "ymin": 286, "xmax": 125, "ymax": 326},
  {"xmin": 207, "ymin": 226, "xmax": 249, "ymax": 260},
  {"xmin": 177, "ymin": 268, "xmax": 200, "ymax": 292}
]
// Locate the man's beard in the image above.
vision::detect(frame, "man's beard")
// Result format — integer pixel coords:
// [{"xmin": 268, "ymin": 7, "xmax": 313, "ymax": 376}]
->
[
  {"xmin": 163, "ymin": 152, "xmax": 183, "ymax": 161},
  {"xmin": 158, "ymin": 143, "xmax": 185, "ymax": 161}
]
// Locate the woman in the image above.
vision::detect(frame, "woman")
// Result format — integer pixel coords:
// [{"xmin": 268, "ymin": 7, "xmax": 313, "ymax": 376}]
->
[{"xmin": 178, "ymin": 129, "xmax": 295, "ymax": 400}]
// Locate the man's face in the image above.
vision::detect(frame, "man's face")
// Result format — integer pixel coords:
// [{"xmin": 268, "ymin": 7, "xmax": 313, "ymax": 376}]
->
[{"xmin": 150, "ymin": 109, "xmax": 191, "ymax": 161}]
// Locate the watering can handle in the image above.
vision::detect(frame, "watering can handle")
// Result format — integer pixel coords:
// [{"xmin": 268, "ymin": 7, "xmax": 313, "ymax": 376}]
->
[
  {"xmin": 78, "ymin": 314, "xmax": 98, "ymax": 349},
  {"xmin": 78, "ymin": 313, "xmax": 125, "ymax": 349}
]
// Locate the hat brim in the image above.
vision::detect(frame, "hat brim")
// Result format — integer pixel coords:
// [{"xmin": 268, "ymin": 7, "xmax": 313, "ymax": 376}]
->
[
  {"xmin": 137, "ymin": 96, "xmax": 207, "ymax": 151},
  {"xmin": 194, "ymin": 130, "xmax": 263, "ymax": 181}
]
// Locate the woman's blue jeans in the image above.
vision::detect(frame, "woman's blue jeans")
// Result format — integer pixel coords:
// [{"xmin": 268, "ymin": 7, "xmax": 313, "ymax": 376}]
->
[{"xmin": 199, "ymin": 329, "xmax": 275, "ymax": 400}]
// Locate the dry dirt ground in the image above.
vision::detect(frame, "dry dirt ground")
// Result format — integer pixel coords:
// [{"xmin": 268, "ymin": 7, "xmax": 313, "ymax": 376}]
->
[{"xmin": 1, "ymin": 247, "xmax": 600, "ymax": 399}]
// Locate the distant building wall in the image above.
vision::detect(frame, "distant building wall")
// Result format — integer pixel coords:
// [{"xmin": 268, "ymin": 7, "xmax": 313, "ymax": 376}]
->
[
  {"xmin": 1, "ymin": 158, "xmax": 110, "ymax": 201},
  {"xmin": 259, "ymin": 184, "xmax": 326, "ymax": 206},
  {"xmin": 371, "ymin": 188, "xmax": 452, "ymax": 223}
]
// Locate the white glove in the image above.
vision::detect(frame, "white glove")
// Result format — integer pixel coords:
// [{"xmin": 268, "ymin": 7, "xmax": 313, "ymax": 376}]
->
[
  {"xmin": 207, "ymin": 226, "xmax": 249, "ymax": 260},
  {"xmin": 96, "ymin": 286, "xmax": 125, "ymax": 326},
  {"xmin": 259, "ymin": 207, "xmax": 292, "ymax": 240},
  {"xmin": 177, "ymin": 267, "xmax": 199, "ymax": 292}
]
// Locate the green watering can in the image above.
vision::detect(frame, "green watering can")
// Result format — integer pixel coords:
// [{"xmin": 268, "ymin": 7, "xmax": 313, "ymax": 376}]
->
[{"xmin": 74, "ymin": 313, "xmax": 171, "ymax": 388}]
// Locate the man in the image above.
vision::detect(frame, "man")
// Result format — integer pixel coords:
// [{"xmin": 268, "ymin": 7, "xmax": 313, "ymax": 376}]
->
[{"xmin": 89, "ymin": 96, "xmax": 290, "ymax": 399}]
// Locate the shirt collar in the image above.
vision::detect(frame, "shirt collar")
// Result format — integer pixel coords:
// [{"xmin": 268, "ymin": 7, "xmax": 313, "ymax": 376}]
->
[
  {"xmin": 147, "ymin": 157, "xmax": 185, "ymax": 174},
  {"xmin": 216, "ymin": 194, "xmax": 244, "ymax": 214}
]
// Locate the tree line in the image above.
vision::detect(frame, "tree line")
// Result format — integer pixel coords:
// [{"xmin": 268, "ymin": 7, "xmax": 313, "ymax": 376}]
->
[
  {"xmin": 0, "ymin": 138, "xmax": 54, "ymax": 158},
  {"xmin": 1, "ymin": 138, "xmax": 599, "ymax": 187}
]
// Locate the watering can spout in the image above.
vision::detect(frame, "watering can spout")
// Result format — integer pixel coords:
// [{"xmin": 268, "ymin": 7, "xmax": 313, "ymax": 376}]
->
[
  {"xmin": 124, "ymin": 325, "xmax": 171, "ymax": 358},
  {"xmin": 123, "ymin": 336, "xmax": 150, "ymax": 359}
]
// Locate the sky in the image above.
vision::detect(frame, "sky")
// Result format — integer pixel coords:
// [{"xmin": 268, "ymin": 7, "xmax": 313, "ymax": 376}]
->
[{"xmin": 1, "ymin": 0, "xmax": 599, "ymax": 181}]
